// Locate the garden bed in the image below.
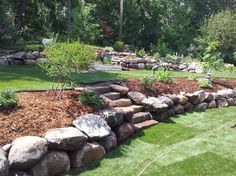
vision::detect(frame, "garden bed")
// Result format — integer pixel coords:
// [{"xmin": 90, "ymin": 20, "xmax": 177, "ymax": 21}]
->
[
  {"xmin": 0, "ymin": 90, "xmax": 93, "ymax": 146},
  {"xmin": 127, "ymin": 77, "xmax": 236, "ymax": 96}
]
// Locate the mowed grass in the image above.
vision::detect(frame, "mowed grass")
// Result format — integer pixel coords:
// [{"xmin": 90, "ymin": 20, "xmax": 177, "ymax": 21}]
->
[
  {"xmin": 71, "ymin": 107, "xmax": 236, "ymax": 176},
  {"xmin": 0, "ymin": 65, "xmax": 236, "ymax": 90}
]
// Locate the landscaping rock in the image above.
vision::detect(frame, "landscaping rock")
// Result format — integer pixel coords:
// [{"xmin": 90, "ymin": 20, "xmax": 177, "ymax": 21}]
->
[
  {"xmin": 212, "ymin": 93, "xmax": 221, "ymax": 100},
  {"xmin": 0, "ymin": 149, "xmax": 9, "ymax": 176},
  {"xmin": 2, "ymin": 143, "xmax": 12, "ymax": 153},
  {"xmin": 102, "ymin": 92, "xmax": 120, "ymax": 100},
  {"xmin": 114, "ymin": 105, "xmax": 143, "ymax": 119},
  {"xmin": 227, "ymin": 98, "xmax": 235, "ymax": 106},
  {"xmin": 207, "ymin": 100, "xmax": 217, "ymax": 109},
  {"xmin": 234, "ymin": 98, "xmax": 236, "ymax": 105},
  {"xmin": 12, "ymin": 52, "xmax": 26, "ymax": 60},
  {"xmin": 110, "ymin": 84, "xmax": 129, "ymax": 95},
  {"xmin": 131, "ymin": 112, "xmax": 152, "ymax": 123},
  {"xmin": 142, "ymin": 97, "xmax": 169, "ymax": 113},
  {"xmin": 32, "ymin": 51, "xmax": 40, "ymax": 58},
  {"xmin": 217, "ymin": 98, "xmax": 229, "ymax": 108},
  {"xmin": 183, "ymin": 102, "xmax": 194, "ymax": 112},
  {"xmin": 98, "ymin": 132, "xmax": 117, "ymax": 152},
  {"xmin": 178, "ymin": 95, "xmax": 188, "ymax": 105},
  {"xmin": 24, "ymin": 59, "xmax": 36, "ymax": 65},
  {"xmin": 45, "ymin": 127, "xmax": 87, "ymax": 151},
  {"xmin": 157, "ymin": 96, "xmax": 174, "ymax": 107},
  {"xmin": 69, "ymin": 143, "xmax": 105, "ymax": 168},
  {"xmin": 194, "ymin": 102, "xmax": 208, "ymax": 111},
  {"xmin": 205, "ymin": 93, "xmax": 214, "ymax": 102},
  {"xmin": 179, "ymin": 64, "xmax": 187, "ymax": 70},
  {"xmin": 166, "ymin": 95, "xmax": 179, "ymax": 104},
  {"xmin": 8, "ymin": 136, "xmax": 48, "ymax": 170},
  {"xmin": 218, "ymin": 89, "xmax": 236, "ymax": 98},
  {"xmin": 0, "ymin": 59, "xmax": 9, "ymax": 66},
  {"xmin": 127, "ymin": 91, "xmax": 146, "ymax": 105},
  {"xmin": 186, "ymin": 91, "xmax": 205, "ymax": 105},
  {"xmin": 73, "ymin": 114, "xmax": 111, "ymax": 140},
  {"xmin": 35, "ymin": 58, "xmax": 48, "ymax": 64},
  {"xmin": 174, "ymin": 104, "xmax": 185, "ymax": 114},
  {"xmin": 99, "ymin": 109, "xmax": 124, "ymax": 127},
  {"xmin": 31, "ymin": 151, "xmax": 70, "ymax": 176},
  {"xmin": 134, "ymin": 120, "xmax": 159, "ymax": 131},
  {"xmin": 25, "ymin": 52, "xmax": 35, "ymax": 60},
  {"xmin": 8, "ymin": 171, "xmax": 31, "ymax": 176},
  {"xmin": 12, "ymin": 59, "xmax": 23, "ymax": 65},
  {"xmin": 138, "ymin": 63, "xmax": 145, "ymax": 69},
  {"xmin": 114, "ymin": 123, "xmax": 135, "ymax": 143},
  {"xmin": 109, "ymin": 98, "xmax": 132, "ymax": 107},
  {"xmin": 167, "ymin": 108, "xmax": 176, "ymax": 117}
]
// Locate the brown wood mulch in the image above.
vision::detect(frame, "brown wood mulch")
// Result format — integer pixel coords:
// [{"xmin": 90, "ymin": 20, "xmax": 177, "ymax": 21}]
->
[{"xmin": 0, "ymin": 90, "xmax": 93, "ymax": 146}]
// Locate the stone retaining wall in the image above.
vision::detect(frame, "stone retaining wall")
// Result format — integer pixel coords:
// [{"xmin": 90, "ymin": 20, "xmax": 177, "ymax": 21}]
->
[{"xmin": 1, "ymin": 88, "xmax": 236, "ymax": 176}]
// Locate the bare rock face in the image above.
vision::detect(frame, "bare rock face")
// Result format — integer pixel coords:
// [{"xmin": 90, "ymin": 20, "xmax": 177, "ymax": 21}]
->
[
  {"xmin": 8, "ymin": 136, "xmax": 48, "ymax": 170},
  {"xmin": 98, "ymin": 132, "xmax": 117, "ymax": 152},
  {"xmin": 45, "ymin": 127, "xmax": 88, "ymax": 151},
  {"xmin": 31, "ymin": 151, "xmax": 70, "ymax": 176},
  {"xmin": 114, "ymin": 123, "xmax": 135, "ymax": 143},
  {"xmin": 99, "ymin": 109, "xmax": 124, "ymax": 127},
  {"xmin": 69, "ymin": 143, "xmax": 105, "ymax": 168},
  {"xmin": 73, "ymin": 114, "xmax": 111, "ymax": 140},
  {"xmin": 127, "ymin": 91, "xmax": 146, "ymax": 105},
  {"xmin": 0, "ymin": 149, "xmax": 9, "ymax": 176}
]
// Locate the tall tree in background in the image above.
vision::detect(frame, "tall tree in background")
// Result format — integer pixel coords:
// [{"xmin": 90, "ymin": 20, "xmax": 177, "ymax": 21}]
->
[{"xmin": 119, "ymin": 0, "xmax": 124, "ymax": 41}]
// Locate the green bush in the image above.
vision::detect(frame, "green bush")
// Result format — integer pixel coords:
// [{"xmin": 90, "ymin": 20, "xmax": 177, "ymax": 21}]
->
[
  {"xmin": 198, "ymin": 79, "xmax": 212, "ymax": 89},
  {"xmin": 0, "ymin": 89, "xmax": 18, "ymax": 110},
  {"xmin": 79, "ymin": 90, "xmax": 105, "ymax": 109},
  {"xmin": 141, "ymin": 75, "xmax": 156, "ymax": 89},
  {"xmin": 161, "ymin": 54, "xmax": 178, "ymax": 63},
  {"xmin": 136, "ymin": 49, "xmax": 147, "ymax": 58},
  {"xmin": 156, "ymin": 68, "xmax": 173, "ymax": 83},
  {"xmin": 153, "ymin": 52, "xmax": 161, "ymax": 61},
  {"xmin": 114, "ymin": 41, "xmax": 125, "ymax": 52}
]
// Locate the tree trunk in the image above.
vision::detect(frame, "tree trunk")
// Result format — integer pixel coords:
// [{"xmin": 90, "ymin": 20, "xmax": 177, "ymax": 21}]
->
[
  {"xmin": 119, "ymin": 0, "xmax": 124, "ymax": 41},
  {"xmin": 14, "ymin": 0, "xmax": 26, "ymax": 28},
  {"xmin": 67, "ymin": 0, "xmax": 72, "ymax": 32}
]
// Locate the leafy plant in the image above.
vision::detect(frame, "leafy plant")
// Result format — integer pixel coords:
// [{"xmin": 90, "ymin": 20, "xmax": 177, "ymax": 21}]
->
[
  {"xmin": 160, "ymin": 54, "xmax": 178, "ymax": 63},
  {"xmin": 79, "ymin": 90, "xmax": 105, "ymax": 109},
  {"xmin": 136, "ymin": 49, "xmax": 147, "ymax": 58},
  {"xmin": 153, "ymin": 52, "xmax": 161, "ymax": 61},
  {"xmin": 0, "ymin": 89, "xmax": 18, "ymax": 110},
  {"xmin": 141, "ymin": 75, "xmax": 156, "ymax": 92},
  {"xmin": 224, "ymin": 63, "xmax": 236, "ymax": 73},
  {"xmin": 156, "ymin": 68, "xmax": 173, "ymax": 83},
  {"xmin": 39, "ymin": 42, "xmax": 96, "ymax": 97},
  {"xmin": 188, "ymin": 74, "xmax": 197, "ymax": 81},
  {"xmin": 114, "ymin": 41, "xmax": 125, "ymax": 52},
  {"xmin": 198, "ymin": 79, "xmax": 213, "ymax": 89}
]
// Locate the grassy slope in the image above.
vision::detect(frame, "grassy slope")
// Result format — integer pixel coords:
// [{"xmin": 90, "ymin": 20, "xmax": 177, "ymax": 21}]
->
[
  {"xmin": 0, "ymin": 65, "xmax": 236, "ymax": 90},
  {"xmin": 72, "ymin": 107, "xmax": 236, "ymax": 176}
]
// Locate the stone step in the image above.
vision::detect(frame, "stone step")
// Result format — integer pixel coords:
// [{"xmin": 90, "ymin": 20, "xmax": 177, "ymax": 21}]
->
[
  {"xmin": 114, "ymin": 105, "xmax": 144, "ymax": 121},
  {"xmin": 134, "ymin": 119, "xmax": 159, "ymax": 132},
  {"xmin": 102, "ymin": 92, "xmax": 121, "ymax": 100},
  {"xmin": 110, "ymin": 99, "xmax": 132, "ymax": 107},
  {"xmin": 87, "ymin": 86, "xmax": 111, "ymax": 94},
  {"xmin": 131, "ymin": 112, "xmax": 152, "ymax": 124},
  {"xmin": 110, "ymin": 84, "xmax": 129, "ymax": 95}
]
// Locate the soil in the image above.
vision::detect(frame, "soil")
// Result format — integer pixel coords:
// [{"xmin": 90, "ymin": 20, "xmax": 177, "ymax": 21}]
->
[
  {"xmin": 0, "ymin": 90, "xmax": 94, "ymax": 146},
  {"xmin": 126, "ymin": 78, "xmax": 236, "ymax": 97}
]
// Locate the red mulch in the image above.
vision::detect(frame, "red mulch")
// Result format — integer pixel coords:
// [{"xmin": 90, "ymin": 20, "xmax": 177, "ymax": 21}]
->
[
  {"xmin": 126, "ymin": 78, "xmax": 236, "ymax": 97},
  {"xmin": 0, "ymin": 90, "xmax": 94, "ymax": 146}
]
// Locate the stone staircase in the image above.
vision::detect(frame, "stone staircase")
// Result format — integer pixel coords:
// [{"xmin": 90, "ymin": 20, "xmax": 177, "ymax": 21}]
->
[{"xmin": 86, "ymin": 84, "xmax": 159, "ymax": 131}]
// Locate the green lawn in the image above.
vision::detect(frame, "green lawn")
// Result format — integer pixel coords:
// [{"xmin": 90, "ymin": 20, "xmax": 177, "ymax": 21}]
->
[
  {"xmin": 0, "ymin": 65, "xmax": 236, "ymax": 90},
  {"xmin": 71, "ymin": 107, "xmax": 236, "ymax": 176}
]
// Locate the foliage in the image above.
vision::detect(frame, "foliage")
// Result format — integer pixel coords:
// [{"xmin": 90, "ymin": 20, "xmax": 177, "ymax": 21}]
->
[
  {"xmin": 0, "ymin": 89, "xmax": 18, "ymax": 110},
  {"xmin": 188, "ymin": 74, "xmax": 197, "ymax": 81},
  {"xmin": 114, "ymin": 41, "xmax": 125, "ymax": 52},
  {"xmin": 156, "ymin": 68, "xmax": 173, "ymax": 83},
  {"xmin": 161, "ymin": 54, "xmax": 178, "ymax": 63},
  {"xmin": 201, "ymin": 41, "xmax": 224, "ymax": 72},
  {"xmin": 79, "ymin": 90, "xmax": 105, "ymax": 109},
  {"xmin": 153, "ymin": 52, "xmax": 161, "ymax": 61},
  {"xmin": 39, "ymin": 42, "xmax": 96, "ymax": 96},
  {"xmin": 225, "ymin": 63, "xmax": 236, "ymax": 73},
  {"xmin": 141, "ymin": 75, "xmax": 156, "ymax": 89},
  {"xmin": 136, "ymin": 49, "xmax": 146, "ymax": 58},
  {"xmin": 199, "ymin": 10, "xmax": 236, "ymax": 64},
  {"xmin": 198, "ymin": 79, "xmax": 213, "ymax": 89}
]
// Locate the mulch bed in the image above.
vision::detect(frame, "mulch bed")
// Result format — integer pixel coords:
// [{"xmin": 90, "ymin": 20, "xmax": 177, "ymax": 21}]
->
[
  {"xmin": 0, "ymin": 90, "xmax": 94, "ymax": 146},
  {"xmin": 126, "ymin": 78, "xmax": 236, "ymax": 97}
]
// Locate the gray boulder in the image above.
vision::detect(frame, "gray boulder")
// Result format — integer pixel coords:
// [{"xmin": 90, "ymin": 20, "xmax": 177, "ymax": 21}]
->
[
  {"xmin": 186, "ymin": 91, "xmax": 205, "ymax": 105},
  {"xmin": 24, "ymin": 60, "xmax": 36, "ymax": 65},
  {"xmin": 99, "ymin": 109, "xmax": 124, "ymax": 127},
  {"xmin": 207, "ymin": 100, "xmax": 217, "ymax": 109},
  {"xmin": 31, "ymin": 151, "xmax": 70, "ymax": 176},
  {"xmin": 227, "ymin": 98, "xmax": 235, "ymax": 106},
  {"xmin": 45, "ymin": 127, "xmax": 87, "ymax": 151},
  {"xmin": 32, "ymin": 51, "xmax": 40, "ymax": 58},
  {"xmin": 25, "ymin": 52, "xmax": 35, "ymax": 60},
  {"xmin": 127, "ymin": 91, "xmax": 146, "ymax": 105},
  {"xmin": 8, "ymin": 136, "xmax": 48, "ymax": 170},
  {"xmin": 218, "ymin": 89, "xmax": 236, "ymax": 98},
  {"xmin": 69, "ymin": 143, "xmax": 105, "ymax": 168},
  {"xmin": 205, "ymin": 93, "xmax": 214, "ymax": 102},
  {"xmin": 12, "ymin": 52, "xmax": 26, "ymax": 60},
  {"xmin": 166, "ymin": 95, "xmax": 179, "ymax": 104},
  {"xmin": 0, "ymin": 149, "xmax": 9, "ymax": 176},
  {"xmin": 114, "ymin": 123, "xmax": 135, "ymax": 143},
  {"xmin": 2, "ymin": 143, "xmax": 12, "ymax": 153},
  {"xmin": 142, "ymin": 97, "xmax": 169, "ymax": 113},
  {"xmin": 183, "ymin": 102, "xmax": 194, "ymax": 112},
  {"xmin": 178, "ymin": 95, "xmax": 188, "ymax": 105},
  {"xmin": 110, "ymin": 84, "xmax": 129, "ymax": 95},
  {"xmin": 217, "ymin": 98, "xmax": 229, "ymax": 108},
  {"xmin": 174, "ymin": 104, "xmax": 185, "ymax": 114},
  {"xmin": 36, "ymin": 58, "xmax": 48, "ymax": 64},
  {"xmin": 98, "ymin": 132, "xmax": 117, "ymax": 152},
  {"xmin": 73, "ymin": 114, "xmax": 111, "ymax": 140},
  {"xmin": 157, "ymin": 96, "xmax": 174, "ymax": 107},
  {"xmin": 194, "ymin": 102, "xmax": 208, "ymax": 111},
  {"xmin": 0, "ymin": 59, "xmax": 9, "ymax": 66}
]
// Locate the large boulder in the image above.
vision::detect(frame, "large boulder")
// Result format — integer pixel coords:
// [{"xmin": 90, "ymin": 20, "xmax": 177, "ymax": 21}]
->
[
  {"xmin": 178, "ymin": 95, "xmax": 188, "ymax": 105},
  {"xmin": 0, "ymin": 59, "xmax": 9, "ymax": 66},
  {"xmin": 35, "ymin": 58, "xmax": 48, "ymax": 64},
  {"xmin": 217, "ymin": 98, "xmax": 229, "ymax": 108},
  {"xmin": 31, "ymin": 151, "xmax": 70, "ymax": 176},
  {"xmin": 218, "ymin": 89, "xmax": 236, "ymax": 98},
  {"xmin": 174, "ymin": 104, "xmax": 185, "ymax": 114},
  {"xmin": 142, "ymin": 97, "xmax": 169, "ymax": 113},
  {"xmin": 127, "ymin": 91, "xmax": 146, "ymax": 105},
  {"xmin": 8, "ymin": 136, "xmax": 48, "ymax": 170},
  {"xmin": 227, "ymin": 98, "xmax": 235, "ymax": 106},
  {"xmin": 114, "ymin": 123, "xmax": 135, "ymax": 143},
  {"xmin": 73, "ymin": 114, "xmax": 111, "ymax": 140},
  {"xmin": 0, "ymin": 149, "xmax": 9, "ymax": 176},
  {"xmin": 98, "ymin": 132, "xmax": 117, "ymax": 152},
  {"xmin": 207, "ymin": 100, "xmax": 217, "ymax": 109},
  {"xmin": 194, "ymin": 102, "xmax": 208, "ymax": 111},
  {"xmin": 110, "ymin": 84, "xmax": 129, "ymax": 95},
  {"xmin": 12, "ymin": 52, "xmax": 26, "ymax": 60},
  {"xmin": 25, "ymin": 52, "xmax": 35, "ymax": 60},
  {"xmin": 69, "ymin": 143, "xmax": 105, "ymax": 168},
  {"xmin": 156, "ymin": 96, "xmax": 174, "ymax": 107},
  {"xmin": 205, "ymin": 93, "xmax": 214, "ymax": 102},
  {"xmin": 24, "ymin": 60, "xmax": 36, "ymax": 65},
  {"xmin": 99, "ymin": 109, "xmax": 124, "ymax": 127},
  {"xmin": 186, "ymin": 91, "xmax": 205, "ymax": 105},
  {"xmin": 45, "ymin": 127, "xmax": 87, "ymax": 151},
  {"xmin": 183, "ymin": 102, "xmax": 194, "ymax": 112},
  {"xmin": 166, "ymin": 95, "xmax": 179, "ymax": 104}
]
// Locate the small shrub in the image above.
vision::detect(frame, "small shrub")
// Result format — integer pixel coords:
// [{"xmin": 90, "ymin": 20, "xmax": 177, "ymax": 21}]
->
[
  {"xmin": 136, "ymin": 49, "xmax": 147, "ymax": 58},
  {"xmin": 225, "ymin": 63, "xmax": 236, "ymax": 73},
  {"xmin": 0, "ymin": 89, "xmax": 18, "ymax": 110},
  {"xmin": 141, "ymin": 76, "xmax": 155, "ymax": 88},
  {"xmin": 198, "ymin": 79, "xmax": 212, "ymax": 88},
  {"xmin": 114, "ymin": 41, "xmax": 125, "ymax": 52},
  {"xmin": 160, "ymin": 54, "xmax": 178, "ymax": 63},
  {"xmin": 188, "ymin": 74, "xmax": 197, "ymax": 81},
  {"xmin": 79, "ymin": 90, "xmax": 105, "ymax": 109},
  {"xmin": 153, "ymin": 52, "xmax": 161, "ymax": 61},
  {"xmin": 156, "ymin": 68, "xmax": 173, "ymax": 83}
]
